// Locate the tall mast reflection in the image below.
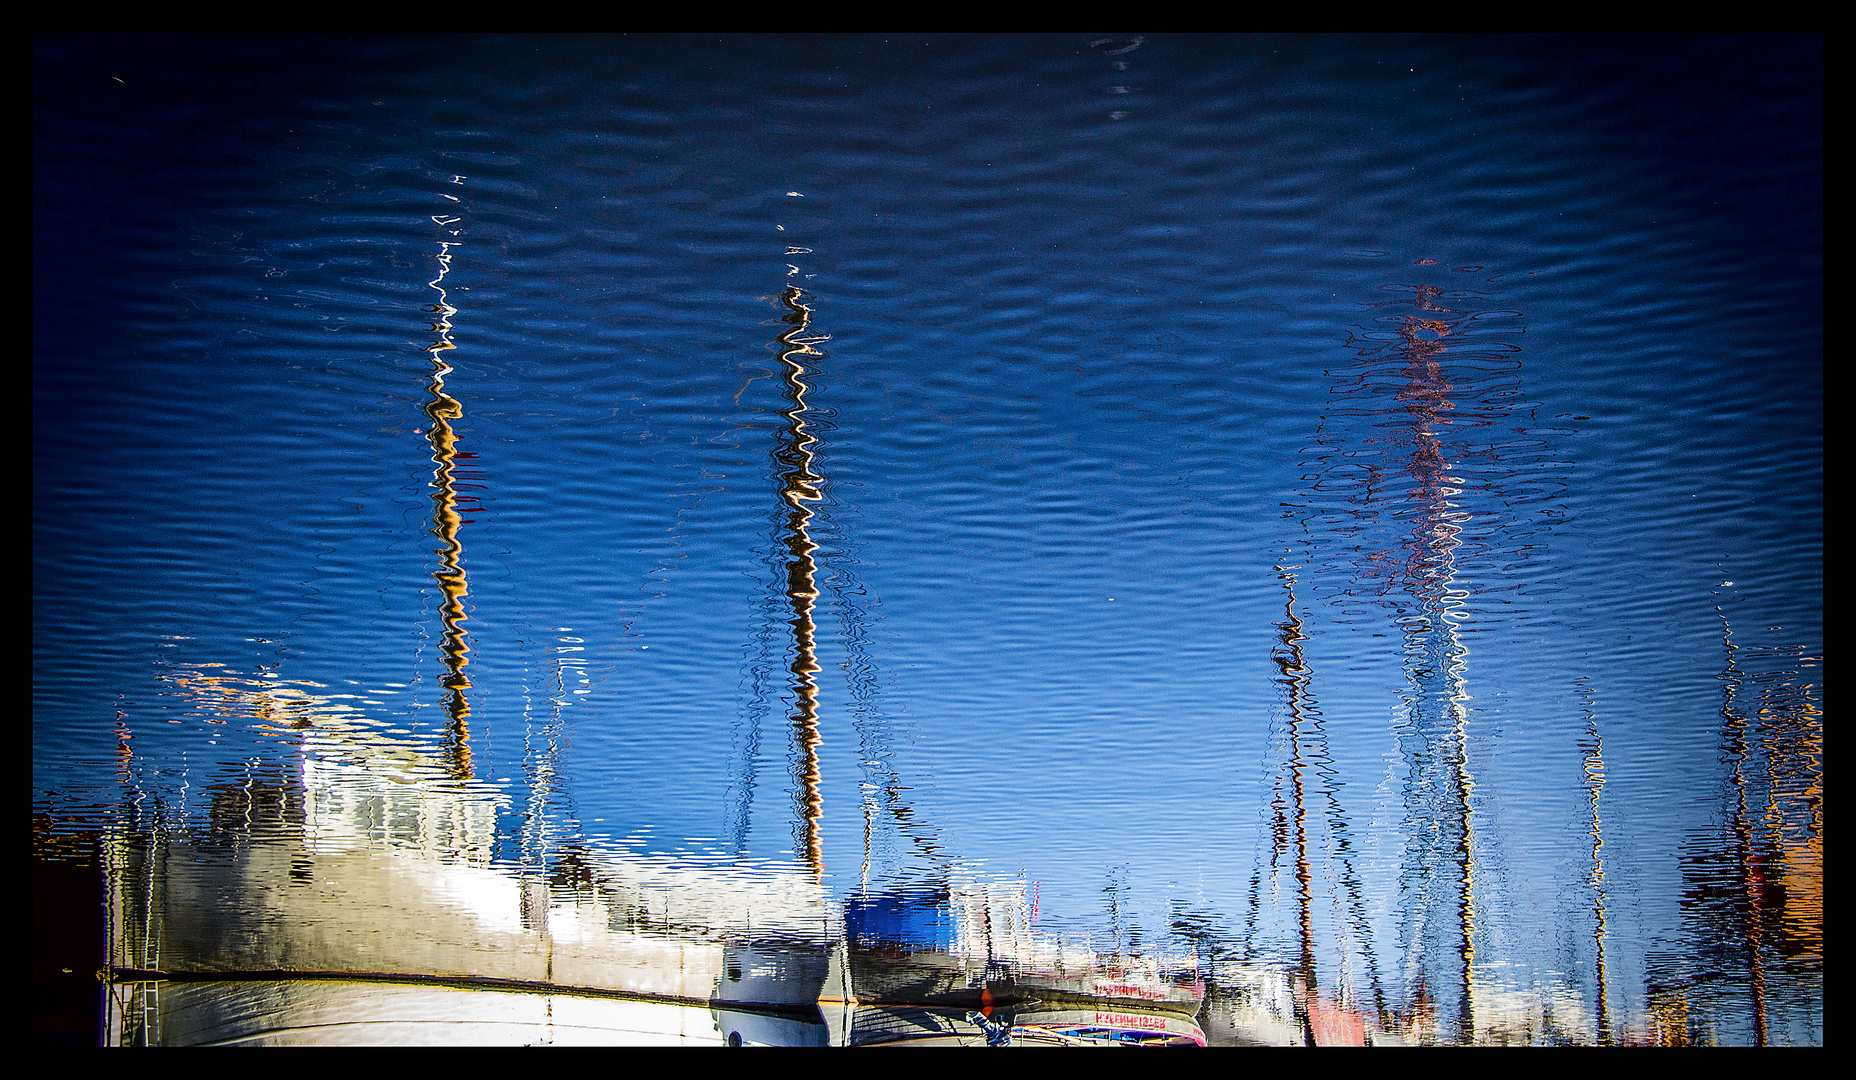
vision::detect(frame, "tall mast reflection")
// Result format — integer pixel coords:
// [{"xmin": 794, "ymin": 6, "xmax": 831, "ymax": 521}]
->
[
  {"xmin": 1268, "ymin": 569, "xmax": 1386, "ymax": 1032},
  {"xmin": 1299, "ymin": 269, "xmax": 1542, "ymax": 1041},
  {"xmin": 422, "ymin": 219, "xmax": 476, "ymax": 780},
  {"xmin": 1377, "ymin": 284, "xmax": 1476, "ymax": 1041},
  {"xmin": 1270, "ymin": 571, "xmax": 1318, "ymax": 992},
  {"xmin": 772, "ymin": 282, "xmax": 828, "ymax": 879}
]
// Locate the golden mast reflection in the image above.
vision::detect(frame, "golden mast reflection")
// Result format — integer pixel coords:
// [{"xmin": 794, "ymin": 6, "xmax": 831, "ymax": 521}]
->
[
  {"xmin": 422, "ymin": 210, "xmax": 477, "ymax": 780},
  {"xmin": 772, "ymin": 280, "xmax": 828, "ymax": 879}
]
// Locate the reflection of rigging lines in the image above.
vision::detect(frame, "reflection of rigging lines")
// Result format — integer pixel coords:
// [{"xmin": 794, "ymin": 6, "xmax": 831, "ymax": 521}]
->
[
  {"xmin": 1260, "ymin": 569, "xmax": 1386, "ymax": 1023},
  {"xmin": 1386, "ymin": 299, "xmax": 1477, "ymax": 1042},
  {"xmin": 745, "ymin": 268, "xmax": 945, "ymax": 886},
  {"xmin": 1286, "ymin": 275, "xmax": 1502, "ymax": 1041}
]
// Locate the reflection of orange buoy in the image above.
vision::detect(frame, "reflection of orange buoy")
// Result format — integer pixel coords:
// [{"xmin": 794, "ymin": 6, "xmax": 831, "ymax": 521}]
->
[{"xmin": 980, "ymin": 987, "xmax": 994, "ymax": 1018}]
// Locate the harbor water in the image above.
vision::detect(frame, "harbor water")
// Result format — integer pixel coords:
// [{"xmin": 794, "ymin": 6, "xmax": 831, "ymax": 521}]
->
[{"xmin": 34, "ymin": 34, "xmax": 1820, "ymax": 1045}]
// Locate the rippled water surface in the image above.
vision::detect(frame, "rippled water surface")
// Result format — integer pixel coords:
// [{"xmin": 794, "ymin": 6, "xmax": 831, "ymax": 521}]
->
[{"xmin": 35, "ymin": 34, "xmax": 1820, "ymax": 1046}]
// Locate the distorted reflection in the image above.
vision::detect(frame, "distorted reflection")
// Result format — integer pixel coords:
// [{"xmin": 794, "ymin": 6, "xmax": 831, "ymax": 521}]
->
[
  {"xmin": 34, "ymin": 35, "xmax": 1819, "ymax": 1049},
  {"xmin": 1641, "ymin": 603, "xmax": 1821, "ymax": 1046},
  {"xmin": 1377, "ymin": 284, "xmax": 1480, "ymax": 1043},
  {"xmin": 1260, "ymin": 277, "xmax": 1499, "ymax": 1042},
  {"xmin": 1578, "ymin": 683, "xmax": 1613, "ymax": 1045},
  {"xmin": 772, "ymin": 282, "xmax": 827, "ymax": 878},
  {"xmin": 422, "ymin": 218, "xmax": 477, "ymax": 780},
  {"xmin": 1252, "ymin": 568, "xmax": 1385, "ymax": 1044},
  {"xmin": 93, "ymin": 227, "xmax": 1227, "ymax": 1048},
  {"xmin": 80, "ymin": 262, "xmax": 1821, "ymax": 1046}
]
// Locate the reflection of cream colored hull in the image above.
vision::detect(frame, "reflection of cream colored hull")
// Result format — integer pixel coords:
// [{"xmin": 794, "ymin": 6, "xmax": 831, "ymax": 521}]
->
[
  {"xmin": 113, "ymin": 980, "xmax": 723, "ymax": 1046},
  {"xmin": 106, "ymin": 830, "xmax": 830, "ymax": 1018}
]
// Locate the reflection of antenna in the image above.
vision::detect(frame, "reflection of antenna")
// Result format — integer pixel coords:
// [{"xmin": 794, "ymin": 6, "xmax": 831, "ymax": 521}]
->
[
  {"xmin": 773, "ymin": 283, "xmax": 827, "ymax": 879},
  {"xmin": 422, "ymin": 212, "xmax": 477, "ymax": 780}
]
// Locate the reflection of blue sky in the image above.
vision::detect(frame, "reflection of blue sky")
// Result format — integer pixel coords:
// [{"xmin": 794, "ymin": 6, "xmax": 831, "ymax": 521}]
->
[{"xmin": 36, "ymin": 36, "xmax": 1817, "ymax": 1042}]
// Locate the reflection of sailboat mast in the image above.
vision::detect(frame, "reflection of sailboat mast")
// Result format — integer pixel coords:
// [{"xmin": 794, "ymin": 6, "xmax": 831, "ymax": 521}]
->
[
  {"xmin": 1386, "ymin": 293, "xmax": 1476, "ymax": 1042},
  {"xmin": 773, "ymin": 284, "xmax": 827, "ymax": 879},
  {"xmin": 1714, "ymin": 603, "xmax": 1769, "ymax": 1046},
  {"xmin": 1270, "ymin": 569, "xmax": 1387, "ymax": 1026},
  {"xmin": 1271, "ymin": 571, "xmax": 1318, "ymax": 990},
  {"xmin": 423, "ymin": 232, "xmax": 475, "ymax": 780}
]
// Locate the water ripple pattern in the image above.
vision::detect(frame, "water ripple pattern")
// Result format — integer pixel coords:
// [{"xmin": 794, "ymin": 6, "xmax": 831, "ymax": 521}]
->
[{"xmin": 35, "ymin": 34, "xmax": 1818, "ymax": 1046}]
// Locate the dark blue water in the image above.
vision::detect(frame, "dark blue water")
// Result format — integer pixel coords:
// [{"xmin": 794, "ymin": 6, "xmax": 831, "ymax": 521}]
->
[{"xmin": 36, "ymin": 34, "xmax": 1819, "ymax": 1045}]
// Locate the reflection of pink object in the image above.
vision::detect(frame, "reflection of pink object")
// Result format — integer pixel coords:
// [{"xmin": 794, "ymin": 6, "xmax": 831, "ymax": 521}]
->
[
  {"xmin": 1093, "ymin": 980, "xmax": 1167, "ymax": 1000},
  {"xmin": 1306, "ymin": 998, "xmax": 1368, "ymax": 1046},
  {"xmin": 1096, "ymin": 1010, "xmax": 1171, "ymax": 1031}
]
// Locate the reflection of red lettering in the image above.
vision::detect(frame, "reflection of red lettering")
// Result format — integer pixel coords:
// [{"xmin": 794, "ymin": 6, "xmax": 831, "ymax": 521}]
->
[
  {"xmin": 1094, "ymin": 981, "xmax": 1166, "ymax": 999},
  {"xmin": 1095, "ymin": 1012, "xmax": 1169, "ymax": 1030}
]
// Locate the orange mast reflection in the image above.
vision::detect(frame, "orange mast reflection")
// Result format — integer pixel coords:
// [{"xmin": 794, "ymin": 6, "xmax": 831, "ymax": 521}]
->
[
  {"xmin": 773, "ymin": 283, "xmax": 827, "ymax": 879},
  {"xmin": 422, "ymin": 231, "xmax": 476, "ymax": 780}
]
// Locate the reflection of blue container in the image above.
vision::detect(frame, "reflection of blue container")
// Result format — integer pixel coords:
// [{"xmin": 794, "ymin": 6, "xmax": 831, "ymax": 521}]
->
[{"xmin": 845, "ymin": 888, "xmax": 956, "ymax": 951}]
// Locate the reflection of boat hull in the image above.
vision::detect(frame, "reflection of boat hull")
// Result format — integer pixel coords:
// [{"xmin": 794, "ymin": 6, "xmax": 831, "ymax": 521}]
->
[
  {"xmin": 835, "ymin": 884, "xmax": 1203, "ymax": 1017},
  {"xmin": 841, "ymin": 943, "xmax": 1203, "ymax": 1016},
  {"xmin": 712, "ymin": 933, "xmax": 1205, "ymax": 1047},
  {"xmin": 712, "ymin": 999, "xmax": 1207, "ymax": 1048}
]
